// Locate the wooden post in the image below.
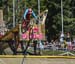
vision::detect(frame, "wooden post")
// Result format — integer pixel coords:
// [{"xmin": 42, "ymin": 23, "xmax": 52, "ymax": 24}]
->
[
  {"xmin": 0, "ymin": 10, "xmax": 5, "ymax": 35},
  {"xmin": 0, "ymin": 10, "xmax": 3, "ymax": 23}
]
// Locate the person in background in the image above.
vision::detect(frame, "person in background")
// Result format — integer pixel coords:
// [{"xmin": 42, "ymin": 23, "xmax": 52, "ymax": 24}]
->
[{"xmin": 66, "ymin": 32, "xmax": 71, "ymax": 45}]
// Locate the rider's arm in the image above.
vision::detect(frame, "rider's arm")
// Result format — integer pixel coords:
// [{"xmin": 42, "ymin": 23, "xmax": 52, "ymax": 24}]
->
[
  {"xmin": 32, "ymin": 11, "xmax": 39, "ymax": 24},
  {"xmin": 23, "ymin": 9, "xmax": 28, "ymax": 19},
  {"xmin": 32, "ymin": 11, "xmax": 37, "ymax": 20}
]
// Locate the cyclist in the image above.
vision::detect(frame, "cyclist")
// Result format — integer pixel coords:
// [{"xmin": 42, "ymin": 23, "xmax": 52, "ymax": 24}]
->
[{"xmin": 22, "ymin": 7, "xmax": 37, "ymax": 31}]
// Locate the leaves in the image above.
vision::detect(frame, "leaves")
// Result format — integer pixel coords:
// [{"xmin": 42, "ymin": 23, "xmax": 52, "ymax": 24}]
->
[
  {"xmin": 45, "ymin": 0, "xmax": 75, "ymax": 41},
  {"xmin": 1, "ymin": 0, "xmax": 75, "ymax": 41}
]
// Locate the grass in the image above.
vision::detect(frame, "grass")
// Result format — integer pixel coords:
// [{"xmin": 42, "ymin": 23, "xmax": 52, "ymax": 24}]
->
[
  {"xmin": 42, "ymin": 50, "xmax": 65, "ymax": 55},
  {"xmin": 27, "ymin": 49, "xmax": 66, "ymax": 55}
]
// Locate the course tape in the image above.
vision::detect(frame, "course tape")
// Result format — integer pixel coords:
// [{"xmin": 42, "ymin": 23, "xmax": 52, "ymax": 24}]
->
[{"xmin": 0, "ymin": 55, "xmax": 75, "ymax": 59}]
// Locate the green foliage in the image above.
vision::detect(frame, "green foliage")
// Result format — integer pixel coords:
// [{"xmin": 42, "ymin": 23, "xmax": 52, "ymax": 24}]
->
[
  {"xmin": 0, "ymin": 0, "xmax": 2, "ymax": 7},
  {"xmin": 2, "ymin": 0, "xmax": 46, "ymax": 25},
  {"xmin": 1, "ymin": 0, "xmax": 75, "ymax": 42},
  {"xmin": 46, "ymin": 0, "xmax": 75, "ymax": 42}
]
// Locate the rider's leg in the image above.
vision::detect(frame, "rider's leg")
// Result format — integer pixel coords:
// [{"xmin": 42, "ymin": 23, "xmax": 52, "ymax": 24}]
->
[{"xmin": 22, "ymin": 19, "xmax": 30, "ymax": 32}]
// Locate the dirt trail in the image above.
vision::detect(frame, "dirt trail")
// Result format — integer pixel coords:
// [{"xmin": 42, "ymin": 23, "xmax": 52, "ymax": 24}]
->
[{"xmin": 0, "ymin": 58, "xmax": 75, "ymax": 64}]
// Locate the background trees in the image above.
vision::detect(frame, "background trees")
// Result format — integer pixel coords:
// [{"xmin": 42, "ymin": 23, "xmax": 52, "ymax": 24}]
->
[
  {"xmin": 46, "ymin": 0, "xmax": 75, "ymax": 42},
  {"xmin": 0, "ymin": 0, "xmax": 75, "ymax": 42}
]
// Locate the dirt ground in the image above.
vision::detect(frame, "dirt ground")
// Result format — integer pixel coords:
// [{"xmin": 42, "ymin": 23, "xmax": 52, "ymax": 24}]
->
[{"xmin": 0, "ymin": 58, "xmax": 75, "ymax": 64}]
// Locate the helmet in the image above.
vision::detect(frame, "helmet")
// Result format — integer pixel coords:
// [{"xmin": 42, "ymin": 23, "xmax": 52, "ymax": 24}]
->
[{"xmin": 28, "ymin": 8, "xmax": 32, "ymax": 14}]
